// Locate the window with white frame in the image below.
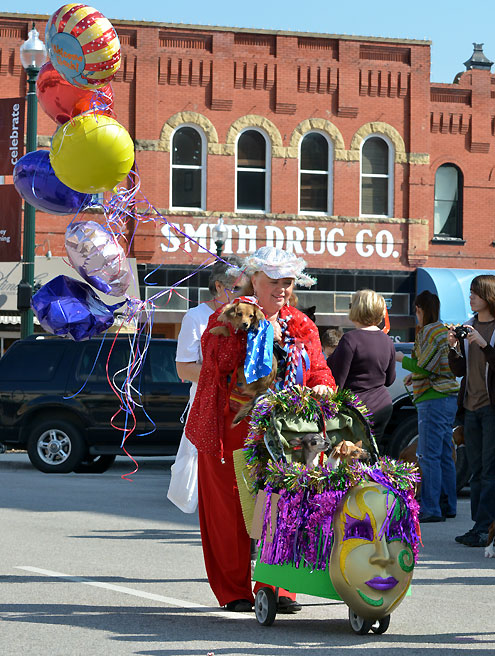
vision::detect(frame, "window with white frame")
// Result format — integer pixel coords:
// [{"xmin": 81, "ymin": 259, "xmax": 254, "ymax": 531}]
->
[
  {"xmin": 299, "ymin": 132, "xmax": 332, "ymax": 213},
  {"xmin": 171, "ymin": 126, "xmax": 205, "ymax": 209},
  {"xmin": 434, "ymin": 164, "xmax": 463, "ymax": 238},
  {"xmin": 236, "ymin": 129, "xmax": 269, "ymax": 212},
  {"xmin": 360, "ymin": 136, "xmax": 393, "ymax": 217}
]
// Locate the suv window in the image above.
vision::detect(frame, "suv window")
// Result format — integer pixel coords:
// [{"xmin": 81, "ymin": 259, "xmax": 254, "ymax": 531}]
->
[
  {"xmin": 75, "ymin": 341, "xmax": 137, "ymax": 387},
  {"xmin": 0, "ymin": 342, "xmax": 66, "ymax": 381},
  {"xmin": 147, "ymin": 341, "xmax": 182, "ymax": 384}
]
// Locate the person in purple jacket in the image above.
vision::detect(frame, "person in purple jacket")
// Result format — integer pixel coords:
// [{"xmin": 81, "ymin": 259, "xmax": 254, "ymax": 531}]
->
[{"xmin": 328, "ymin": 289, "xmax": 396, "ymax": 444}]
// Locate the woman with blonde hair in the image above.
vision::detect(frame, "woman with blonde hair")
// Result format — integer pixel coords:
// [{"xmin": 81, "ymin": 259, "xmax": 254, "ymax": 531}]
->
[{"xmin": 328, "ymin": 289, "xmax": 396, "ymax": 444}]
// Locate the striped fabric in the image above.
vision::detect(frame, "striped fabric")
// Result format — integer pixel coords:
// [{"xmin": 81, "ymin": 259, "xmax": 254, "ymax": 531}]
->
[
  {"xmin": 278, "ymin": 314, "xmax": 299, "ymax": 387},
  {"xmin": 412, "ymin": 321, "xmax": 459, "ymax": 397}
]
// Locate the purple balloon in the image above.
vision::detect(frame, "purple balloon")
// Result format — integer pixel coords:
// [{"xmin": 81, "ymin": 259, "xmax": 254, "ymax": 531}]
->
[
  {"xmin": 65, "ymin": 221, "xmax": 132, "ymax": 297},
  {"xmin": 31, "ymin": 275, "xmax": 124, "ymax": 341},
  {"xmin": 13, "ymin": 150, "xmax": 91, "ymax": 215}
]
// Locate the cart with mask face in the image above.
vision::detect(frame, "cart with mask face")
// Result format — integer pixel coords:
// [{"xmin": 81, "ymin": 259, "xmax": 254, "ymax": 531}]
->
[{"xmin": 235, "ymin": 385, "xmax": 420, "ymax": 634}]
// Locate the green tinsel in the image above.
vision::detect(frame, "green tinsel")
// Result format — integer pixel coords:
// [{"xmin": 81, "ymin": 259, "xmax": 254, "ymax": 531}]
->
[{"xmin": 243, "ymin": 385, "xmax": 418, "ymax": 495}]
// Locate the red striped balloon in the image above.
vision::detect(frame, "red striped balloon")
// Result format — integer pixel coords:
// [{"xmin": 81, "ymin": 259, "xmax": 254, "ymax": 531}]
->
[{"xmin": 45, "ymin": 4, "xmax": 121, "ymax": 89}]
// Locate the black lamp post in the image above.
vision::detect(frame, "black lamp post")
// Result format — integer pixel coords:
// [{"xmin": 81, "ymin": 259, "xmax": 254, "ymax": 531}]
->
[
  {"xmin": 18, "ymin": 23, "xmax": 47, "ymax": 338},
  {"xmin": 212, "ymin": 217, "xmax": 228, "ymax": 258}
]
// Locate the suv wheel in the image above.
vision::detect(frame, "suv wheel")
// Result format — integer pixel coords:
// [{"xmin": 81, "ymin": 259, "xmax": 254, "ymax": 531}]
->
[
  {"xmin": 27, "ymin": 419, "xmax": 86, "ymax": 473},
  {"xmin": 391, "ymin": 415, "xmax": 471, "ymax": 494},
  {"xmin": 73, "ymin": 455, "xmax": 116, "ymax": 474},
  {"xmin": 390, "ymin": 415, "xmax": 418, "ymax": 458}
]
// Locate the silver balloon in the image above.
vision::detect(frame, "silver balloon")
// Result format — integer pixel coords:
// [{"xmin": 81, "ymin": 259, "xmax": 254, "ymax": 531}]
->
[{"xmin": 65, "ymin": 221, "xmax": 132, "ymax": 297}]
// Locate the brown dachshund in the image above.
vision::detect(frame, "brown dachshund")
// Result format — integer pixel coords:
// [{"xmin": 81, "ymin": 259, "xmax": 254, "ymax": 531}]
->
[{"xmin": 209, "ymin": 301, "xmax": 277, "ymax": 425}]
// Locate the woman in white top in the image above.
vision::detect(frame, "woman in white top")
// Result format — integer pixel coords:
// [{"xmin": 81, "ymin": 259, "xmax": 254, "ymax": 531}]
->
[{"xmin": 167, "ymin": 256, "xmax": 247, "ymax": 512}]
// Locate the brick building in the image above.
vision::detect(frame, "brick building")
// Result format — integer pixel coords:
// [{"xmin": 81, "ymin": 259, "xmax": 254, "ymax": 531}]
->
[{"xmin": 1, "ymin": 12, "xmax": 495, "ymax": 343}]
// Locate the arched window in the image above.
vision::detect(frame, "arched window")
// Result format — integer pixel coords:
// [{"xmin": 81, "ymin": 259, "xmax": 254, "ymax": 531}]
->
[
  {"xmin": 171, "ymin": 126, "xmax": 205, "ymax": 209},
  {"xmin": 236, "ymin": 130, "xmax": 270, "ymax": 212},
  {"xmin": 434, "ymin": 164, "xmax": 463, "ymax": 238},
  {"xmin": 299, "ymin": 132, "xmax": 332, "ymax": 213},
  {"xmin": 360, "ymin": 136, "xmax": 393, "ymax": 217}
]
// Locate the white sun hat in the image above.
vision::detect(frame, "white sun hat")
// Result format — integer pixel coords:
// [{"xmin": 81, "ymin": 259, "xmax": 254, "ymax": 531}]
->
[{"xmin": 243, "ymin": 247, "xmax": 316, "ymax": 288}]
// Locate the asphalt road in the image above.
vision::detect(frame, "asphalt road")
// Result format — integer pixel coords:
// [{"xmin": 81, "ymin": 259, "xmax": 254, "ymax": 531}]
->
[{"xmin": 1, "ymin": 452, "xmax": 494, "ymax": 656}]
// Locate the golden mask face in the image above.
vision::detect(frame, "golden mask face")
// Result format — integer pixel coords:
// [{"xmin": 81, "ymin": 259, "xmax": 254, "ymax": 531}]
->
[{"xmin": 330, "ymin": 482, "xmax": 414, "ymax": 619}]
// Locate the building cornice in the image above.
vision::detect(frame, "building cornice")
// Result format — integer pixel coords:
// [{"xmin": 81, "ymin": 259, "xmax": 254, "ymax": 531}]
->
[{"xmin": 0, "ymin": 11, "xmax": 431, "ymax": 46}]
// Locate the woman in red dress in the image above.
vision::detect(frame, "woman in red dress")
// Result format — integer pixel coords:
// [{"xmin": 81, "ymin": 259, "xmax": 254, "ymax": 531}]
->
[{"xmin": 186, "ymin": 247, "xmax": 336, "ymax": 612}]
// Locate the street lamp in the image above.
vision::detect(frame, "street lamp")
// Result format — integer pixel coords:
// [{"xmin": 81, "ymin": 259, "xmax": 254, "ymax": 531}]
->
[
  {"xmin": 18, "ymin": 23, "xmax": 47, "ymax": 338},
  {"xmin": 212, "ymin": 217, "xmax": 228, "ymax": 257}
]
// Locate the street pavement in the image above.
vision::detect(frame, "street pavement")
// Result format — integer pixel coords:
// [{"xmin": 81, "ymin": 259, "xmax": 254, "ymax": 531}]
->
[{"xmin": 1, "ymin": 451, "xmax": 494, "ymax": 656}]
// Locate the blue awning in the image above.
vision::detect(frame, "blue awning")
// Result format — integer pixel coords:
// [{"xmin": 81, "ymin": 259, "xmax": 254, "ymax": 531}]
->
[{"xmin": 417, "ymin": 268, "xmax": 495, "ymax": 324}]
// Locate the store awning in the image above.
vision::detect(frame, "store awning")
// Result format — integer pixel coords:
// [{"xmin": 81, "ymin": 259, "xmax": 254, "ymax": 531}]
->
[{"xmin": 417, "ymin": 268, "xmax": 495, "ymax": 324}]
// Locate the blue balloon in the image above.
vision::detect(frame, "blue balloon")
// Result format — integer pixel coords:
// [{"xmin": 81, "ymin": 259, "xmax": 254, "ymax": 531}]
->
[
  {"xmin": 31, "ymin": 275, "xmax": 124, "ymax": 341},
  {"xmin": 13, "ymin": 150, "xmax": 91, "ymax": 215}
]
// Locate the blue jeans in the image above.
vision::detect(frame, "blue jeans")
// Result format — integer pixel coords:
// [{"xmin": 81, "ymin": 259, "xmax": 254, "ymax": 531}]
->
[
  {"xmin": 463, "ymin": 405, "xmax": 495, "ymax": 533},
  {"xmin": 416, "ymin": 396, "xmax": 458, "ymax": 517}
]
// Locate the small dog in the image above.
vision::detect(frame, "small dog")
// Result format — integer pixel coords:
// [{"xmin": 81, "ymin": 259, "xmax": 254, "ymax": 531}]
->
[
  {"xmin": 328, "ymin": 440, "xmax": 370, "ymax": 470},
  {"xmin": 288, "ymin": 432, "xmax": 332, "ymax": 468},
  {"xmin": 231, "ymin": 357, "xmax": 278, "ymax": 425},
  {"xmin": 485, "ymin": 522, "xmax": 495, "ymax": 558},
  {"xmin": 300, "ymin": 305, "xmax": 317, "ymax": 324},
  {"xmin": 398, "ymin": 426, "xmax": 461, "ymax": 498},
  {"xmin": 288, "ymin": 435, "xmax": 369, "ymax": 470},
  {"xmin": 209, "ymin": 300, "xmax": 277, "ymax": 425},
  {"xmin": 209, "ymin": 301, "xmax": 265, "ymax": 337}
]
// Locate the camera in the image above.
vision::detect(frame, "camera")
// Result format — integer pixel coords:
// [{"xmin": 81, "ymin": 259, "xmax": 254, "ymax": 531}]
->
[{"xmin": 454, "ymin": 325, "xmax": 469, "ymax": 340}]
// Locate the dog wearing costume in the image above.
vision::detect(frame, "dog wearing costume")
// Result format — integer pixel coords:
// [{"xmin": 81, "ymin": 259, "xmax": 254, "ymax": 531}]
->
[{"xmin": 209, "ymin": 298, "xmax": 278, "ymax": 425}]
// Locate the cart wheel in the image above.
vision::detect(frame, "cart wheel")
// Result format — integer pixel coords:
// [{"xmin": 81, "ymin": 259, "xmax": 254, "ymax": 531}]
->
[
  {"xmin": 255, "ymin": 587, "xmax": 277, "ymax": 626},
  {"xmin": 371, "ymin": 615, "xmax": 391, "ymax": 634},
  {"xmin": 348, "ymin": 608, "xmax": 373, "ymax": 635}
]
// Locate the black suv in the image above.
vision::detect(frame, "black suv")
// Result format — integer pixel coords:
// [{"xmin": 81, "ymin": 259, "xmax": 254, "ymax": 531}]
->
[{"xmin": 0, "ymin": 335, "xmax": 190, "ymax": 473}]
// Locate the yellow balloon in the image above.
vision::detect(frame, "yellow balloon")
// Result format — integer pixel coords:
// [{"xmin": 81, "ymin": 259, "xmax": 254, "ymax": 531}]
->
[{"xmin": 50, "ymin": 114, "xmax": 134, "ymax": 193}]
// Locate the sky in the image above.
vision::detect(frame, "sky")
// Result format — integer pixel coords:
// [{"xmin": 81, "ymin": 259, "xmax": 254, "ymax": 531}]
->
[{"xmin": 7, "ymin": 0, "xmax": 495, "ymax": 83}]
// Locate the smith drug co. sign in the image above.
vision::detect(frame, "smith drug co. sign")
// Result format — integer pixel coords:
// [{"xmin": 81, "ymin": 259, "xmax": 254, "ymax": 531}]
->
[{"xmin": 159, "ymin": 219, "xmax": 403, "ymax": 267}]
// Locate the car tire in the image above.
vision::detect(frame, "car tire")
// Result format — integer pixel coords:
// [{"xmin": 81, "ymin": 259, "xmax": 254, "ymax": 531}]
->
[
  {"xmin": 390, "ymin": 415, "xmax": 418, "ymax": 458},
  {"xmin": 27, "ymin": 418, "xmax": 87, "ymax": 474},
  {"xmin": 73, "ymin": 454, "xmax": 116, "ymax": 474},
  {"xmin": 391, "ymin": 415, "xmax": 471, "ymax": 493}
]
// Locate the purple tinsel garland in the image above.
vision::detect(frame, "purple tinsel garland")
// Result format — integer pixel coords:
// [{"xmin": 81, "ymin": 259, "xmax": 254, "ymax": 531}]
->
[
  {"xmin": 256, "ymin": 463, "xmax": 421, "ymax": 570},
  {"xmin": 245, "ymin": 386, "xmax": 422, "ymax": 570}
]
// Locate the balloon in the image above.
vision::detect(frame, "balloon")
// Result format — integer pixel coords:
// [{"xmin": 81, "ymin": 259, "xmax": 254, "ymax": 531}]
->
[
  {"xmin": 36, "ymin": 61, "xmax": 114, "ymax": 125},
  {"xmin": 45, "ymin": 3, "xmax": 121, "ymax": 89},
  {"xmin": 13, "ymin": 150, "xmax": 91, "ymax": 215},
  {"xmin": 50, "ymin": 114, "xmax": 135, "ymax": 194},
  {"xmin": 65, "ymin": 221, "xmax": 132, "ymax": 297},
  {"xmin": 31, "ymin": 275, "xmax": 124, "ymax": 341},
  {"xmin": 330, "ymin": 481, "xmax": 415, "ymax": 620}
]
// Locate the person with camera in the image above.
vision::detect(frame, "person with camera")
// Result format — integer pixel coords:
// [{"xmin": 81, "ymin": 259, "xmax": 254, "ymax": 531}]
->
[
  {"xmin": 448, "ymin": 274, "xmax": 495, "ymax": 548},
  {"xmin": 396, "ymin": 291, "xmax": 459, "ymax": 523}
]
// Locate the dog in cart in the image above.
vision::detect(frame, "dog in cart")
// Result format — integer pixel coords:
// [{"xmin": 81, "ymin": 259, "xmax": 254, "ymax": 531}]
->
[{"xmin": 234, "ymin": 385, "xmax": 421, "ymax": 635}]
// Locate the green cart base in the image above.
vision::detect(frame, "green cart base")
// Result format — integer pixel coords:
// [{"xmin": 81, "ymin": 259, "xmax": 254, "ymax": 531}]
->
[
  {"xmin": 253, "ymin": 560, "xmax": 341, "ymax": 600},
  {"xmin": 252, "ymin": 559, "xmax": 410, "ymax": 634}
]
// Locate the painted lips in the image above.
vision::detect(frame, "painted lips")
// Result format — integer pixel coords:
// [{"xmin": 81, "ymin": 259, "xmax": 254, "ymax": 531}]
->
[{"xmin": 366, "ymin": 576, "xmax": 398, "ymax": 590}]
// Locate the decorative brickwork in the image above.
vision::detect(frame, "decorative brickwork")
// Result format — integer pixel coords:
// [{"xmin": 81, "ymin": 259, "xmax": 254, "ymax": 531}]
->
[{"xmin": 2, "ymin": 13, "xmax": 495, "ymax": 278}]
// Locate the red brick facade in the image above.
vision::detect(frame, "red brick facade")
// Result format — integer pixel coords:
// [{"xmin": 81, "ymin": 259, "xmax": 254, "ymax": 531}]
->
[{"xmin": 1, "ymin": 13, "xmax": 495, "ymax": 336}]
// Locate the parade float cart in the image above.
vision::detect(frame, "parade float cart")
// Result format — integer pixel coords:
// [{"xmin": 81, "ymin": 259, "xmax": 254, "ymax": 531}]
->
[{"xmin": 235, "ymin": 386, "xmax": 421, "ymax": 635}]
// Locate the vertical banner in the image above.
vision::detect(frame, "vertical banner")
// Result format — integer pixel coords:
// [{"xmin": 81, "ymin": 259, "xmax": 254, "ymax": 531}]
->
[
  {"xmin": 0, "ymin": 186, "xmax": 22, "ymax": 262},
  {"xmin": 0, "ymin": 97, "xmax": 25, "ymax": 175}
]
